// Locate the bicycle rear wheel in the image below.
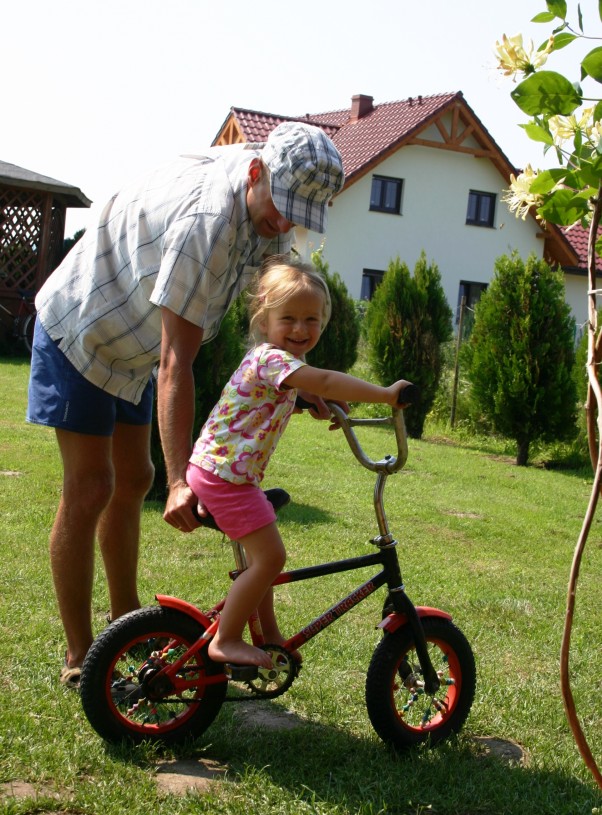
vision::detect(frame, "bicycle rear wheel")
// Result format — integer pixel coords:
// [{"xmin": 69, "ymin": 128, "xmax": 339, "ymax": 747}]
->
[
  {"xmin": 80, "ymin": 606, "xmax": 227, "ymax": 745},
  {"xmin": 366, "ymin": 616, "xmax": 476, "ymax": 750},
  {"xmin": 21, "ymin": 312, "xmax": 35, "ymax": 354}
]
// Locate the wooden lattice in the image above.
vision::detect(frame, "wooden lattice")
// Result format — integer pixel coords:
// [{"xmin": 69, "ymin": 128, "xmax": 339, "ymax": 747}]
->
[{"xmin": 0, "ymin": 184, "xmax": 65, "ymax": 316}]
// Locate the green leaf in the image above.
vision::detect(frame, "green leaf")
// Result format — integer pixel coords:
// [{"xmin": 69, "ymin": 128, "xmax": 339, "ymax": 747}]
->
[
  {"xmin": 582, "ymin": 46, "xmax": 602, "ymax": 82},
  {"xmin": 549, "ymin": 32, "xmax": 577, "ymax": 51},
  {"xmin": 562, "ymin": 170, "xmax": 596, "ymax": 191},
  {"xmin": 574, "ymin": 160, "xmax": 602, "ymax": 187},
  {"xmin": 511, "ymin": 71, "xmax": 582, "ymax": 115},
  {"xmin": 538, "ymin": 188, "xmax": 590, "ymax": 224},
  {"xmin": 530, "ymin": 168, "xmax": 568, "ymax": 193},
  {"xmin": 532, "ymin": 11, "xmax": 556, "ymax": 22},
  {"xmin": 521, "ymin": 123, "xmax": 554, "ymax": 145},
  {"xmin": 546, "ymin": 0, "xmax": 567, "ymax": 18}
]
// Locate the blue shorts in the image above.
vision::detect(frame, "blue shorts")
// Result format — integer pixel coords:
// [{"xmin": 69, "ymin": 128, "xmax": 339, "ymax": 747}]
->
[{"xmin": 27, "ymin": 317, "xmax": 154, "ymax": 436}]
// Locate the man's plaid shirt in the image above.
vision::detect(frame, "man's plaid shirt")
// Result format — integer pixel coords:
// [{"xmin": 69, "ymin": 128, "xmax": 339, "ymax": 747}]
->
[{"xmin": 36, "ymin": 145, "xmax": 291, "ymax": 404}]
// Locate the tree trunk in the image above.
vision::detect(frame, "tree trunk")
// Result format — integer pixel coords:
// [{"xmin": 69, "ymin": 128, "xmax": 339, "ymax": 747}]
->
[{"xmin": 516, "ymin": 438, "xmax": 530, "ymax": 466}]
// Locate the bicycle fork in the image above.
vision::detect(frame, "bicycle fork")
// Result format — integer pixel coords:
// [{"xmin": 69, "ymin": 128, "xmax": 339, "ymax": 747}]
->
[{"xmin": 374, "ymin": 471, "xmax": 441, "ymax": 696}]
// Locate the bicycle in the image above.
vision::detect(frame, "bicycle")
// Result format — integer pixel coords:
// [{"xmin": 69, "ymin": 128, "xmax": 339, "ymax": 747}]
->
[
  {"xmin": 79, "ymin": 385, "xmax": 476, "ymax": 752},
  {"xmin": 0, "ymin": 288, "xmax": 36, "ymax": 353}
]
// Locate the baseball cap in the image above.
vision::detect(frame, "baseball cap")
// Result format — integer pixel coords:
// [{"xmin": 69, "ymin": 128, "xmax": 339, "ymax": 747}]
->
[{"xmin": 261, "ymin": 122, "xmax": 344, "ymax": 234}]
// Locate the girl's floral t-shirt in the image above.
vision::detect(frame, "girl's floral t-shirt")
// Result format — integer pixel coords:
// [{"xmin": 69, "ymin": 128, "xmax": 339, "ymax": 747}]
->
[{"xmin": 190, "ymin": 343, "xmax": 306, "ymax": 486}]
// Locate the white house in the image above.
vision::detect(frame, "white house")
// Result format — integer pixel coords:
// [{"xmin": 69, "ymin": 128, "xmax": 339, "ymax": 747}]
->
[{"xmin": 213, "ymin": 93, "xmax": 587, "ymax": 329}]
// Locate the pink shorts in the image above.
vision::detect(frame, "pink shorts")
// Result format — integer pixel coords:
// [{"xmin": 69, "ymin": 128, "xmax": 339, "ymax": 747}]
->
[{"xmin": 186, "ymin": 463, "xmax": 276, "ymax": 540}]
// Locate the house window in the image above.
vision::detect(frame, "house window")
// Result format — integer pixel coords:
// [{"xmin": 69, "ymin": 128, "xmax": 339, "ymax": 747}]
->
[
  {"xmin": 361, "ymin": 269, "xmax": 384, "ymax": 300},
  {"xmin": 457, "ymin": 280, "xmax": 487, "ymax": 323},
  {"xmin": 370, "ymin": 175, "xmax": 403, "ymax": 214},
  {"xmin": 466, "ymin": 190, "xmax": 496, "ymax": 227}
]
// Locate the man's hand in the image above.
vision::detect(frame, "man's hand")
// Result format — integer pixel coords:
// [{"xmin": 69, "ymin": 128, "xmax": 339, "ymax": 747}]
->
[{"xmin": 163, "ymin": 480, "xmax": 206, "ymax": 532}]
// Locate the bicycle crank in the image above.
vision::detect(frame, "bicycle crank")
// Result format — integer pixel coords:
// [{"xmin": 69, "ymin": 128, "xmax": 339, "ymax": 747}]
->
[{"xmin": 243, "ymin": 644, "xmax": 300, "ymax": 698}]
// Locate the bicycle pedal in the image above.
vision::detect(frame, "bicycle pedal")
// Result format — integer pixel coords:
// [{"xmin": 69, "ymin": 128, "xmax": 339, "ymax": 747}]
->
[{"xmin": 224, "ymin": 663, "xmax": 259, "ymax": 681}]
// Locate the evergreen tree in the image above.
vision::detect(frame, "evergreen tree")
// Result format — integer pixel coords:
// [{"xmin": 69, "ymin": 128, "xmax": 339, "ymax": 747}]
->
[
  {"xmin": 307, "ymin": 251, "xmax": 360, "ymax": 373},
  {"xmin": 468, "ymin": 253, "xmax": 577, "ymax": 466},
  {"xmin": 365, "ymin": 252, "xmax": 452, "ymax": 438}
]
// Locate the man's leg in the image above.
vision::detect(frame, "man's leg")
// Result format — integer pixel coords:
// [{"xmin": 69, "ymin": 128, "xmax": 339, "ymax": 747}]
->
[
  {"xmin": 52, "ymin": 429, "xmax": 115, "ymax": 669},
  {"xmin": 97, "ymin": 421, "xmax": 154, "ymax": 622}
]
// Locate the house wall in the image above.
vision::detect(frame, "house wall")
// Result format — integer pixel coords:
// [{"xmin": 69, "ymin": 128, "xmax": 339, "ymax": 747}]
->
[
  {"xmin": 315, "ymin": 144, "xmax": 547, "ymax": 317},
  {"xmin": 564, "ymin": 273, "xmax": 588, "ymax": 336}
]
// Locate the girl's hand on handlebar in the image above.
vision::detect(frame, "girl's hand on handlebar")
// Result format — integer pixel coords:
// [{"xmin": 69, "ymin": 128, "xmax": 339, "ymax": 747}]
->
[
  {"xmin": 389, "ymin": 379, "xmax": 417, "ymax": 409},
  {"xmin": 296, "ymin": 390, "xmax": 350, "ymax": 429}
]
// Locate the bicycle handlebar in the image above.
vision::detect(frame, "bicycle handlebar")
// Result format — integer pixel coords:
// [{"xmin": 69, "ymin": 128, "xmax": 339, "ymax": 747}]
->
[{"xmin": 296, "ymin": 381, "xmax": 417, "ymax": 475}]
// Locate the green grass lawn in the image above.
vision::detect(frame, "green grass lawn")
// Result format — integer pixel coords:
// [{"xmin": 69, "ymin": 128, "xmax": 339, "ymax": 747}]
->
[{"xmin": 1, "ymin": 357, "xmax": 601, "ymax": 815}]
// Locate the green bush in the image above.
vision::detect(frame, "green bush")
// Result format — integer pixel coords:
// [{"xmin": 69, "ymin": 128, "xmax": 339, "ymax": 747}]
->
[
  {"xmin": 364, "ymin": 252, "xmax": 453, "ymax": 438},
  {"xmin": 307, "ymin": 250, "xmax": 360, "ymax": 372},
  {"xmin": 467, "ymin": 253, "xmax": 577, "ymax": 466}
]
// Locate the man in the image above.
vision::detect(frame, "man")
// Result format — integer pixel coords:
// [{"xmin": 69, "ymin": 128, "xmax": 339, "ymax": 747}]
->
[{"xmin": 27, "ymin": 122, "xmax": 344, "ymax": 687}]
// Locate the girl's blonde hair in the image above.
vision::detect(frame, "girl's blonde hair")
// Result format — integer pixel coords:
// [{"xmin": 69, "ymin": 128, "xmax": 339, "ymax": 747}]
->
[{"xmin": 248, "ymin": 255, "xmax": 331, "ymax": 344}]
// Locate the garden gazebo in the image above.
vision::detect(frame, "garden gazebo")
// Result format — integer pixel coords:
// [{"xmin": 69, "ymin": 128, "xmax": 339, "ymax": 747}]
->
[{"xmin": 0, "ymin": 160, "xmax": 91, "ymax": 325}]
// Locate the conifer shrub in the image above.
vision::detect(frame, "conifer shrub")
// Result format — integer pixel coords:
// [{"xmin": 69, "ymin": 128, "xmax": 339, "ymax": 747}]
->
[
  {"xmin": 467, "ymin": 253, "xmax": 577, "ymax": 466},
  {"xmin": 307, "ymin": 251, "xmax": 360, "ymax": 373},
  {"xmin": 364, "ymin": 252, "xmax": 453, "ymax": 438}
]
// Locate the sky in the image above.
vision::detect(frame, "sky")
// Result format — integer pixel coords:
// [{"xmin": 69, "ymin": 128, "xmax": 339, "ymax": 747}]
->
[{"xmin": 1, "ymin": 0, "xmax": 590, "ymax": 237}]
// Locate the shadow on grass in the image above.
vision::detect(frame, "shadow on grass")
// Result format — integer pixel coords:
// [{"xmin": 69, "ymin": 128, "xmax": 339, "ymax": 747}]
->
[
  {"xmin": 102, "ymin": 702, "xmax": 601, "ymax": 815},
  {"xmin": 143, "ymin": 498, "xmax": 335, "ymax": 527},
  {"xmin": 422, "ymin": 432, "xmax": 595, "ymax": 483}
]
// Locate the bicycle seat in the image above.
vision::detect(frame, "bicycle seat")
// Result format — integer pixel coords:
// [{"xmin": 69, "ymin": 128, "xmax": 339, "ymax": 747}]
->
[{"xmin": 192, "ymin": 487, "xmax": 291, "ymax": 531}]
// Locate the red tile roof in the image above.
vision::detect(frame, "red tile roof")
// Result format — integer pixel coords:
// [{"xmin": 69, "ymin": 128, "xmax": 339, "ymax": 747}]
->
[
  {"xmin": 224, "ymin": 93, "xmax": 464, "ymax": 182},
  {"xmin": 560, "ymin": 223, "xmax": 601, "ymax": 269},
  {"xmin": 216, "ymin": 94, "xmax": 581, "ymax": 268},
  {"xmin": 309, "ymin": 94, "xmax": 461, "ymax": 178}
]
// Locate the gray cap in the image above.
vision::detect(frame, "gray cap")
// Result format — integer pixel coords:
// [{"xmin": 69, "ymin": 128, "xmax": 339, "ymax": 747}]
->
[{"xmin": 261, "ymin": 122, "xmax": 345, "ymax": 234}]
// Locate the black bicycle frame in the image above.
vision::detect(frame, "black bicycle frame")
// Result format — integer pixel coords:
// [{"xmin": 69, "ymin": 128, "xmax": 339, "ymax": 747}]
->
[
  {"xmin": 264, "ymin": 541, "xmax": 441, "ymax": 694},
  {"xmin": 275, "ymin": 549, "xmax": 391, "ymax": 653}
]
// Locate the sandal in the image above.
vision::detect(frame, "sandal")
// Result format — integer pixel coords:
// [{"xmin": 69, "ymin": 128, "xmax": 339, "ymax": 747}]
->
[{"xmin": 59, "ymin": 656, "xmax": 82, "ymax": 690}]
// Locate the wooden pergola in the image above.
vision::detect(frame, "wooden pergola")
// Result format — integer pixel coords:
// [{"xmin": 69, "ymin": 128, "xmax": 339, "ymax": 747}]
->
[{"xmin": 0, "ymin": 160, "xmax": 91, "ymax": 322}]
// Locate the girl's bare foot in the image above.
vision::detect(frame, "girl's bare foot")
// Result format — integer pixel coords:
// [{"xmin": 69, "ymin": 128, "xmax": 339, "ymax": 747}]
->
[
  {"xmin": 208, "ymin": 637, "xmax": 273, "ymax": 669},
  {"xmin": 261, "ymin": 633, "xmax": 302, "ymax": 664}
]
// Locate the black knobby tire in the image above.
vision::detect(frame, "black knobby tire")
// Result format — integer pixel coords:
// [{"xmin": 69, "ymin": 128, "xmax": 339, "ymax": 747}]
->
[
  {"xmin": 80, "ymin": 606, "xmax": 227, "ymax": 745},
  {"xmin": 366, "ymin": 616, "xmax": 476, "ymax": 750},
  {"xmin": 21, "ymin": 313, "xmax": 35, "ymax": 354}
]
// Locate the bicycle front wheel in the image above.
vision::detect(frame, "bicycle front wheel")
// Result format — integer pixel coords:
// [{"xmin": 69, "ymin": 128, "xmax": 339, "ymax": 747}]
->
[
  {"xmin": 366, "ymin": 616, "xmax": 476, "ymax": 750},
  {"xmin": 80, "ymin": 606, "xmax": 227, "ymax": 745}
]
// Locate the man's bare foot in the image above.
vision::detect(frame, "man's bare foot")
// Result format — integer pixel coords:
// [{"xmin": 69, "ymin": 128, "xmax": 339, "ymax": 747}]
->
[{"xmin": 208, "ymin": 637, "xmax": 273, "ymax": 669}]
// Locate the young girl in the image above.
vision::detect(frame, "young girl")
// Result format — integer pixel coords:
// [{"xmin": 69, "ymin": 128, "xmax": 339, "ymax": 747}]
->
[{"xmin": 186, "ymin": 256, "xmax": 408, "ymax": 668}]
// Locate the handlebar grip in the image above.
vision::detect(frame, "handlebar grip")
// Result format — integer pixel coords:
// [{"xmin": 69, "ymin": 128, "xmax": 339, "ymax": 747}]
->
[
  {"xmin": 295, "ymin": 396, "xmax": 316, "ymax": 411},
  {"xmin": 398, "ymin": 382, "xmax": 419, "ymax": 406}
]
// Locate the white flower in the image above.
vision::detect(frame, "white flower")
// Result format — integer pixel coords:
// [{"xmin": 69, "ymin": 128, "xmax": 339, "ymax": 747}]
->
[
  {"xmin": 502, "ymin": 165, "xmax": 544, "ymax": 220},
  {"xmin": 494, "ymin": 33, "xmax": 553, "ymax": 80},
  {"xmin": 549, "ymin": 106, "xmax": 595, "ymax": 146}
]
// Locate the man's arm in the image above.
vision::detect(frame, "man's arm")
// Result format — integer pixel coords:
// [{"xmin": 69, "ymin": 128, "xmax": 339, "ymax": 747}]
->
[{"xmin": 158, "ymin": 307, "xmax": 205, "ymax": 530}]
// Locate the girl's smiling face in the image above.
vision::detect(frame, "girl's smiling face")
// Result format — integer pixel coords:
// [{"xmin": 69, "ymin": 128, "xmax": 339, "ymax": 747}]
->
[{"xmin": 260, "ymin": 290, "xmax": 324, "ymax": 358}]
